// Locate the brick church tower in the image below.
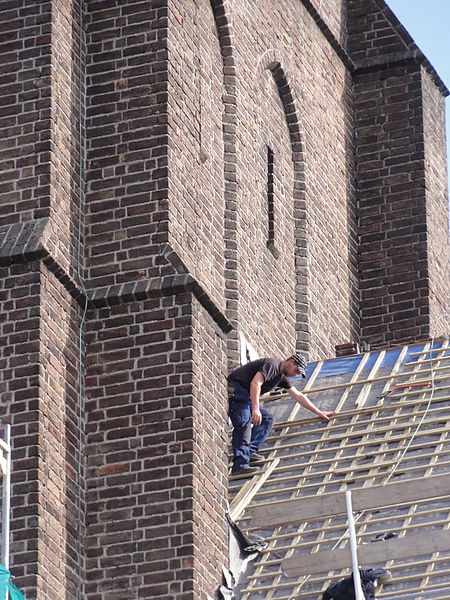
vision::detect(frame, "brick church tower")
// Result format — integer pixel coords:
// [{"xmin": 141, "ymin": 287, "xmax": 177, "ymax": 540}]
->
[{"xmin": 0, "ymin": 0, "xmax": 448, "ymax": 598}]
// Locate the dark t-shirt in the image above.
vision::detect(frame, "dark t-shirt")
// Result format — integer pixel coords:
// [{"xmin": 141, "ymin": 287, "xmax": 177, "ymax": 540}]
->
[{"xmin": 227, "ymin": 358, "xmax": 292, "ymax": 395}]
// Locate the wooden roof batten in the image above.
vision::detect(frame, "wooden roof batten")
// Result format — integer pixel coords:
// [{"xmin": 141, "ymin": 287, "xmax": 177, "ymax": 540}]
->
[{"xmin": 229, "ymin": 339, "xmax": 450, "ymax": 599}]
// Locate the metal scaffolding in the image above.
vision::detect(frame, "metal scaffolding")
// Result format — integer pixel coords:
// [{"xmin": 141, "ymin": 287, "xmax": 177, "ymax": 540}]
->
[{"xmin": 1, "ymin": 425, "xmax": 11, "ymax": 572}]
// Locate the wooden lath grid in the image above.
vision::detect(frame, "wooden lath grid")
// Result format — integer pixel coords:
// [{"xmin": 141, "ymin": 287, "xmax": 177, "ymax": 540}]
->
[
  {"xmin": 234, "ymin": 399, "xmax": 450, "ymax": 507},
  {"xmin": 238, "ymin": 501, "xmax": 450, "ymax": 598},
  {"xmin": 229, "ymin": 340, "xmax": 450, "ymax": 599}
]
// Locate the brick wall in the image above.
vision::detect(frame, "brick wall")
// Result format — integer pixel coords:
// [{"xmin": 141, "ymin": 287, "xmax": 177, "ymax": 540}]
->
[
  {"xmin": 349, "ymin": 0, "xmax": 450, "ymax": 347},
  {"xmin": 190, "ymin": 295, "xmax": 228, "ymax": 596},
  {"xmin": 421, "ymin": 69, "xmax": 450, "ymax": 332},
  {"xmin": 37, "ymin": 264, "xmax": 83, "ymax": 599},
  {"xmin": 0, "ymin": 0, "xmax": 84, "ymax": 277},
  {"xmin": 0, "ymin": 263, "xmax": 41, "ymax": 596},
  {"xmin": 0, "ymin": 1, "xmax": 53, "ymax": 230},
  {"xmin": 217, "ymin": 0, "xmax": 359, "ymax": 363},
  {"xmin": 306, "ymin": 0, "xmax": 347, "ymax": 46},
  {"xmin": 0, "ymin": 1, "xmax": 449, "ymax": 599},
  {"xmin": 0, "ymin": 1, "xmax": 86, "ymax": 598},
  {"xmin": 85, "ymin": 0, "xmax": 169, "ymax": 288},
  {"xmin": 0, "ymin": 261, "xmax": 83, "ymax": 600},
  {"xmin": 354, "ymin": 62, "xmax": 429, "ymax": 347},
  {"xmin": 167, "ymin": 1, "xmax": 225, "ymax": 313},
  {"xmin": 85, "ymin": 291, "xmax": 227, "ymax": 599},
  {"xmin": 84, "ymin": 3, "xmax": 230, "ymax": 597}
]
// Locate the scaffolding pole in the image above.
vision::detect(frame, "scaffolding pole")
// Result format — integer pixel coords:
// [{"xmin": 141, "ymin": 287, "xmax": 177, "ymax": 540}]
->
[
  {"xmin": 1, "ymin": 425, "xmax": 11, "ymax": 600},
  {"xmin": 345, "ymin": 490, "xmax": 364, "ymax": 600}
]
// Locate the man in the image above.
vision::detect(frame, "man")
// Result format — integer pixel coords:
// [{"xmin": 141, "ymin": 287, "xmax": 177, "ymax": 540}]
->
[{"xmin": 228, "ymin": 354, "xmax": 334, "ymax": 477}]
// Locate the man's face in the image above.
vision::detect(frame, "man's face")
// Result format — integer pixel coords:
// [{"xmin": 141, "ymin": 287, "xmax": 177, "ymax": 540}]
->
[{"xmin": 284, "ymin": 359, "xmax": 301, "ymax": 377}]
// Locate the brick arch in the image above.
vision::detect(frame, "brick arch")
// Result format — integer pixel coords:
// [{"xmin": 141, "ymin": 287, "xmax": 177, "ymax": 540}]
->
[
  {"xmin": 209, "ymin": 0, "xmax": 240, "ymax": 369},
  {"xmin": 258, "ymin": 54, "xmax": 310, "ymax": 355}
]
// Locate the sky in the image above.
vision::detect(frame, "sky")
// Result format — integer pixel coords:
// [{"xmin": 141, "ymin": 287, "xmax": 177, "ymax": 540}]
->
[{"xmin": 385, "ymin": 0, "xmax": 450, "ymax": 193}]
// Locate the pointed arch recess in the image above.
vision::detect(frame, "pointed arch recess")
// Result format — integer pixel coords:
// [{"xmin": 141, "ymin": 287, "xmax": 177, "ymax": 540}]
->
[
  {"xmin": 209, "ymin": 6, "xmax": 310, "ymax": 358},
  {"xmin": 258, "ymin": 50, "xmax": 310, "ymax": 354}
]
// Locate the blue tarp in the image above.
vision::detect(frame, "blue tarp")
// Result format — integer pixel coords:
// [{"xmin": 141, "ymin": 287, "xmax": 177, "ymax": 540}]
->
[{"xmin": 290, "ymin": 340, "xmax": 445, "ymax": 383}]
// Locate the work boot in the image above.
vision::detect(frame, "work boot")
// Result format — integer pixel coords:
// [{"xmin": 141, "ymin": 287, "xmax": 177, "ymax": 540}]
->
[
  {"xmin": 229, "ymin": 465, "xmax": 261, "ymax": 479},
  {"xmin": 249, "ymin": 452, "xmax": 265, "ymax": 464}
]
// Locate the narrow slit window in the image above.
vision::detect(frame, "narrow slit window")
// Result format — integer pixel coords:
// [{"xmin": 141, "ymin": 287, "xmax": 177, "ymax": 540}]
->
[
  {"xmin": 267, "ymin": 146, "xmax": 275, "ymax": 244},
  {"xmin": 266, "ymin": 146, "xmax": 279, "ymax": 258}
]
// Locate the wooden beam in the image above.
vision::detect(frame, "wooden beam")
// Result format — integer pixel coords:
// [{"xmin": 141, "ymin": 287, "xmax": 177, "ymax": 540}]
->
[
  {"xmin": 282, "ymin": 529, "xmax": 450, "ymax": 577},
  {"xmin": 229, "ymin": 458, "xmax": 280, "ymax": 521},
  {"xmin": 265, "ymin": 371, "xmax": 449, "ymax": 401},
  {"xmin": 408, "ymin": 342, "xmax": 448, "ymax": 357},
  {"xmin": 266, "ymin": 412, "xmax": 450, "ymax": 458},
  {"xmin": 246, "ymin": 473, "xmax": 450, "ymax": 527},
  {"xmin": 271, "ymin": 391, "xmax": 450, "ymax": 433}
]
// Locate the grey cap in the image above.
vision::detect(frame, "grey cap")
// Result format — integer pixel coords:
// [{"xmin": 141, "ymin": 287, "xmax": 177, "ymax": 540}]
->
[{"xmin": 291, "ymin": 354, "xmax": 307, "ymax": 378}]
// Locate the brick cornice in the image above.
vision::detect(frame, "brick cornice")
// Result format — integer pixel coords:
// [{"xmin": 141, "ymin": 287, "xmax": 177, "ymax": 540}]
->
[
  {"xmin": 353, "ymin": 50, "xmax": 449, "ymax": 97},
  {"xmin": 0, "ymin": 222, "xmax": 232, "ymax": 333},
  {"xmin": 0, "ymin": 218, "xmax": 87, "ymax": 306},
  {"xmin": 373, "ymin": 0, "xmax": 448, "ymax": 95},
  {"xmin": 90, "ymin": 243, "xmax": 233, "ymax": 333}
]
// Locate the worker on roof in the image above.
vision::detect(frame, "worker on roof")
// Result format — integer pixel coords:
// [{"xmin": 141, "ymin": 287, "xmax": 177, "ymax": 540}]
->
[{"xmin": 228, "ymin": 354, "xmax": 334, "ymax": 478}]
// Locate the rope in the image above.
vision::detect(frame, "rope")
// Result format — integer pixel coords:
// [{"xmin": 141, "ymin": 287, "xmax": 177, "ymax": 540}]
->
[{"xmin": 76, "ymin": 2, "xmax": 88, "ymax": 599}]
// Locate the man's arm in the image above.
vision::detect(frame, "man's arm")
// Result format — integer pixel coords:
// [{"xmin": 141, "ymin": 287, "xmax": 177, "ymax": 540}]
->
[
  {"xmin": 288, "ymin": 387, "xmax": 335, "ymax": 421},
  {"xmin": 249, "ymin": 371, "xmax": 265, "ymax": 425}
]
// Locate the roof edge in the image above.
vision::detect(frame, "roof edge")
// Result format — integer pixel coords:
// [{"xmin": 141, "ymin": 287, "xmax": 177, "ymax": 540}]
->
[{"xmin": 375, "ymin": 0, "xmax": 449, "ymax": 97}]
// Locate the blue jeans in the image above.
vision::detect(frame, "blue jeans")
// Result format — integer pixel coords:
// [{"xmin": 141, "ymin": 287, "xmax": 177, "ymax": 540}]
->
[{"xmin": 228, "ymin": 383, "xmax": 274, "ymax": 472}]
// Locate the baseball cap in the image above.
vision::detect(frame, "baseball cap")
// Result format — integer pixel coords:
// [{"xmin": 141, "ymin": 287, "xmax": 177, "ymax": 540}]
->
[{"xmin": 291, "ymin": 354, "xmax": 307, "ymax": 378}]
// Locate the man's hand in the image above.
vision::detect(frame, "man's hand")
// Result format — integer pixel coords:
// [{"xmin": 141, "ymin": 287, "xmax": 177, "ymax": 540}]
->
[
  {"xmin": 251, "ymin": 408, "xmax": 262, "ymax": 426},
  {"xmin": 250, "ymin": 372, "xmax": 265, "ymax": 426},
  {"xmin": 318, "ymin": 411, "xmax": 336, "ymax": 422}
]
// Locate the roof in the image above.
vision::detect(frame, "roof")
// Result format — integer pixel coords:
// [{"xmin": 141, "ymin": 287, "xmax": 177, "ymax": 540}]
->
[{"xmin": 229, "ymin": 338, "xmax": 450, "ymax": 599}]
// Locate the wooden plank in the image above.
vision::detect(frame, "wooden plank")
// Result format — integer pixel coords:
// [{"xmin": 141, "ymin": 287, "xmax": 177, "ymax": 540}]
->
[
  {"xmin": 266, "ymin": 412, "xmax": 450, "ymax": 459},
  {"xmin": 257, "ymin": 503, "xmax": 449, "ymax": 544},
  {"xmin": 408, "ymin": 342, "xmax": 447, "ymax": 357},
  {"xmin": 336, "ymin": 352, "xmax": 371, "ymax": 410},
  {"xmin": 258, "ymin": 514, "xmax": 450, "ymax": 556},
  {"xmin": 240, "ymin": 426, "xmax": 450, "ymax": 500},
  {"xmin": 282, "ymin": 529, "xmax": 450, "ymax": 577},
  {"xmin": 273, "ymin": 436, "xmax": 450, "ymax": 474},
  {"xmin": 229, "ymin": 458, "xmax": 280, "ymax": 522},
  {"xmin": 356, "ymin": 350, "xmax": 385, "ymax": 408},
  {"xmin": 263, "ymin": 340, "xmax": 449, "ymax": 406},
  {"xmin": 246, "ymin": 473, "xmax": 450, "ymax": 527},
  {"xmin": 265, "ymin": 371, "xmax": 449, "ymax": 400},
  {"xmin": 244, "ymin": 554, "xmax": 450, "ymax": 591}
]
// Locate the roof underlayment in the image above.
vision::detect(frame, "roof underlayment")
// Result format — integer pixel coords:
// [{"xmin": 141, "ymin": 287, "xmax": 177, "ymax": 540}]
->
[{"xmin": 229, "ymin": 339, "xmax": 450, "ymax": 599}]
